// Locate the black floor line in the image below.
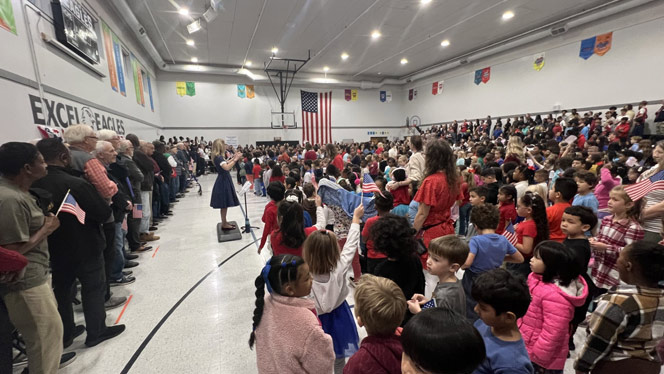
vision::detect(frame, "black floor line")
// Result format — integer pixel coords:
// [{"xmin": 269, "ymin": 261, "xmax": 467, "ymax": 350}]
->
[{"xmin": 120, "ymin": 238, "xmax": 259, "ymax": 374}]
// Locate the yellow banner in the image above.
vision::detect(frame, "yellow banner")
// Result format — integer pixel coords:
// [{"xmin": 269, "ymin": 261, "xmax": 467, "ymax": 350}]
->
[
  {"xmin": 176, "ymin": 81, "xmax": 186, "ymax": 97},
  {"xmin": 246, "ymin": 85, "xmax": 255, "ymax": 99},
  {"xmin": 351, "ymin": 89, "xmax": 358, "ymax": 101}
]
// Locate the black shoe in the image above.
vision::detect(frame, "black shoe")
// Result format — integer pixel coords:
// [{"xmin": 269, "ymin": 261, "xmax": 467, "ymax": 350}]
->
[
  {"xmin": 63, "ymin": 325, "xmax": 86, "ymax": 348},
  {"xmin": 164, "ymin": 212, "xmax": 174, "ymax": 216},
  {"xmin": 59, "ymin": 352, "xmax": 77, "ymax": 369},
  {"xmin": 122, "ymin": 270, "xmax": 133, "ymax": 276},
  {"xmin": 85, "ymin": 325, "xmax": 126, "ymax": 347},
  {"xmin": 125, "ymin": 253, "xmax": 139, "ymax": 260},
  {"xmin": 110, "ymin": 275, "xmax": 136, "ymax": 286},
  {"xmin": 149, "ymin": 226, "xmax": 158, "ymax": 231},
  {"xmin": 123, "ymin": 260, "xmax": 139, "ymax": 269}
]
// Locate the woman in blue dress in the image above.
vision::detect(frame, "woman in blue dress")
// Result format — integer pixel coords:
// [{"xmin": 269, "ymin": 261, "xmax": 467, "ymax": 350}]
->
[{"xmin": 210, "ymin": 138, "xmax": 241, "ymax": 230}]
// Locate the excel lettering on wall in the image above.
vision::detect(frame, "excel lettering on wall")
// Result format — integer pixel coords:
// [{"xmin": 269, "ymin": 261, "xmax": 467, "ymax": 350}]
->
[{"xmin": 28, "ymin": 94, "xmax": 126, "ymax": 135}]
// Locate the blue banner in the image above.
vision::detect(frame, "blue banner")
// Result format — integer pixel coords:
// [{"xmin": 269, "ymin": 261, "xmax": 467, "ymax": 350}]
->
[
  {"xmin": 147, "ymin": 76, "xmax": 154, "ymax": 112},
  {"xmin": 579, "ymin": 36, "xmax": 596, "ymax": 60},
  {"xmin": 112, "ymin": 35, "xmax": 126, "ymax": 96},
  {"xmin": 474, "ymin": 69, "xmax": 482, "ymax": 85},
  {"xmin": 380, "ymin": 91, "xmax": 386, "ymax": 102}
]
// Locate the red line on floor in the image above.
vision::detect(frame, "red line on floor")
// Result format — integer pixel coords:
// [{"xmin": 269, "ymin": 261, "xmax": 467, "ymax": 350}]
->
[
  {"xmin": 115, "ymin": 294, "xmax": 133, "ymax": 325},
  {"xmin": 151, "ymin": 246, "xmax": 160, "ymax": 258}
]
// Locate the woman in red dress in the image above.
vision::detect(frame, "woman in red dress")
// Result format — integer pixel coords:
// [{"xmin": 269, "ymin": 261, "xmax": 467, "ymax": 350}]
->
[{"xmin": 413, "ymin": 139, "xmax": 461, "ymax": 293}]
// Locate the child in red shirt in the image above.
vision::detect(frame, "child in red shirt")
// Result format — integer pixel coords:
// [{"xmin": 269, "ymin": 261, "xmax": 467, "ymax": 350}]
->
[
  {"xmin": 547, "ymin": 177, "xmax": 577, "ymax": 242},
  {"xmin": 258, "ymin": 182, "xmax": 285, "ymax": 252},
  {"xmin": 496, "ymin": 185, "xmax": 517, "ymax": 234},
  {"xmin": 270, "ymin": 196, "xmax": 326, "ymax": 257},
  {"xmin": 509, "ymin": 193, "xmax": 549, "ymax": 276},
  {"xmin": 390, "ymin": 168, "xmax": 411, "ymax": 214},
  {"xmin": 362, "ymin": 191, "xmax": 394, "ymax": 274}
]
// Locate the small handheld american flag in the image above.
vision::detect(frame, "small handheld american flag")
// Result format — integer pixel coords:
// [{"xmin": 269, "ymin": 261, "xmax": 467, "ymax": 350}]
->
[
  {"xmin": 56, "ymin": 191, "xmax": 86, "ymax": 225},
  {"xmin": 132, "ymin": 204, "xmax": 143, "ymax": 219},
  {"xmin": 502, "ymin": 222, "xmax": 518, "ymax": 247},
  {"xmin": 624, "ymin": 170, "xmax": 664, "ymax": 202},
  {"xmin": 362, "ymin": 174, "xmax": 382, "ymax": 195},
  {"xmin": 421, "ymin": 299, "xmax": 437, "ymax": 310}
]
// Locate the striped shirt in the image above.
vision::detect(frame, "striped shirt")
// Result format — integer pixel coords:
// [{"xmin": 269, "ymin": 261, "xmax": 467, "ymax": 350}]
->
[
  {"xmin": 592, "ymin": 216, "xmax": 644, "ymax": 289},
  {"xmin": 574, "ymin": 285, "xmax": 664, "ymax": 372},
  {"xmin": 638, "ymin": 165, "xmax": 664, "ymax": 233}
]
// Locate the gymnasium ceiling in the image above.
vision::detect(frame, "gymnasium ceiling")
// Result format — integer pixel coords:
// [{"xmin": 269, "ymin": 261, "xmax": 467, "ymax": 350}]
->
[{"xmin": 125, "ymin": 0, "xmax": 619, "ymax": 80}]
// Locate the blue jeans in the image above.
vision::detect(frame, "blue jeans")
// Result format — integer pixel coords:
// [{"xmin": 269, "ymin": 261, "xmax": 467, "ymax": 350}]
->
[
  {"xmin": 458, "ymin": 204, "xmax": 472, "ymax": 236},
  {"xmin": 111, "ymin": 222, "xmax": 126, "ymax": 280},
  {"xmin": 254, "ymin": 178, "xmax": 264, "ymax": 196},
  {"xmin": 169, "ymin": 177, "xmax": 179, "ymax": 201}
]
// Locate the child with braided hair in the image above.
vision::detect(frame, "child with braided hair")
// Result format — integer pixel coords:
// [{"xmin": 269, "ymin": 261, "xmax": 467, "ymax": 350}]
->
[{"xmin": 249, "ymin": 254, "xmax": 334, "ymax": 374}]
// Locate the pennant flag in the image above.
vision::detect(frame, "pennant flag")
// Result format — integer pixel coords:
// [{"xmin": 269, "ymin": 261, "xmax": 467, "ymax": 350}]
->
[
  {"xmin": 481, "ymin": 67, "xmax": 491, "ymax": 83},
  {"xmin": 386, "ymin": 91, "xmax": 392, "ymax": 102},
  {"xmin": 408, "ymin": 89, "xmax": 414, "ymax": 101},
  {"xmin": 101, "ymin": 22, "xmax": 118, "ymax": 92},
  {"xmin": 624, "ymin": 170, "xmax": 664, "ymax": 202},
  {"xmin": 36, "ymin": 125, "xmax": 62, "ymax": 139},
  {"xmin": 345, "ymin": 89, "xmax": 351, "ymax": 101},
  {"xmin": 351, "ymin": 89, "xmax": 358, "ymax": 101},
  {"xmin": 147, "ymin": 76, "xmax": 154, "ymax": 112},
  {"xmin": 58, "ymin": 191, "xmax": 86, "ymax": 225},
  {"xmin": 186, "ymin": 81, "xmax": 196, "ymax": 96},
  {"xmin": 413, "ymin": 89, "xmax": 418, "ymax": 99},
  {"xmin": 246, "ymin": 85, "xmax": 255, "ymax": 99},
  {"xmin": 474, "ymin": 69, "xmax": 482, "ymax": 85},
  {"xmin": 437, "ymin": 81, "xmax": 444, "ymax": 94},
  {"xmin": 579, "ymin": 36, "xmax": 596, "ymax": 60},
  {"xmin": 112, "ymin": 34, "xmax": 126, "ymax": 96},
  {"xmin": 317, "ymin": 178, "xmax": 376, "ymax": 221},
  {"xmin": 432, "ymin": 82, "xmax": 438, "ymax": 95},
  {"xmin": 594, "ymin": 32, "xmax": 612, "ymax": 56},
  {"xmin": 301, "ymin": 90, "xmax": 332, "ymax": 146},
  {"xmin": 502, "ymin": 222, "xmax": 518, "ymax": 246},
  {"xmin": 533, "ymin": 52, "xmax": 545, "ymax": 71},
  {"xmin": 132, "ymin": 204, "xmax": 143, "ymax": 219},
  {"xmin": 237, "ymin": 84, "xmax": 246, "ymax": 98},
  {"xmin": 131, "ymin": 54, "xmax": 145, "ymax": 105},
  {"xmin": 0, "ymin": 0, "xmax": 17, "ymax": 35},
  {"xmin": 176, "ymin": 81, "xmax": 186, "ymax": 96},
  {"xmin": 380, "ymin": 91, "xmax": 386, "ymax": 102}
]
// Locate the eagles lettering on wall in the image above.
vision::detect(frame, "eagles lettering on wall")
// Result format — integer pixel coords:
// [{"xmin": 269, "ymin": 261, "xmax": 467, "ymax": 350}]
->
[{"xmin": 28, "ymin": 94, "xmax": 126, "ymax": 135}]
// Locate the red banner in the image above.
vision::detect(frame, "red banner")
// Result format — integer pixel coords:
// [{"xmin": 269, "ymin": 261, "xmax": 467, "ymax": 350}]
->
[{"xmin": 481, "ymin": 67, "xmax": 491, "ymax": 83}]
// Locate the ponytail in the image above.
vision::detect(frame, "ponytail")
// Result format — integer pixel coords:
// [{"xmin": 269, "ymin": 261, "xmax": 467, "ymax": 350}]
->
[{"xmin": 249, "ymin": 275, "xmax": 266, "ymax": 348}]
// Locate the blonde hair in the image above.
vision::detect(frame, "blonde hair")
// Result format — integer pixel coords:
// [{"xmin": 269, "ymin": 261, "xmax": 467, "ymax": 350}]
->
[
  {"xmin": 211, "ymin": 138, "xmax": 226, "ymax": 159},
  {"xmin": 354, "ymin": 274, "xmax": 406, "ymax": 336},
  {"xmin": 611, "ymin": 185, "xmax": 642, "ymax": 222},
  {"xmin": 461, "ymin": 170, "xmax": 476, "ymax": 189},
  {"xmin": 506, "ymin": 136, "xmax": 525, "ymax": 161},
  {"xmin": 63, "ymin": 124, "xmax": 94, "ymax": 144},
  {"xmin": 428, "ymin": 235, "xmax": 469, "ymax": 265},
  {"xmin": 302, "ymin": 230, "xmax": 340, "ymax": 275}
]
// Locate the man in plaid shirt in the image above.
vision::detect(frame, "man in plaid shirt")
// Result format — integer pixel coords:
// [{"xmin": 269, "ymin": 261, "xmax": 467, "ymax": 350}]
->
[
  {"xmin": 589, "ymin": 214, "xmax": 644, "ymax": 290},
  {"xmin": 575, "ymin": 241, "xmax": 664, "ymax": 374}
]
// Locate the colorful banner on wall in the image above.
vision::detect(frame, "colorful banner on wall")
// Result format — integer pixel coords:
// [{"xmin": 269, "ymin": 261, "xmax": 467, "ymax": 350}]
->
[
  {"xmin": 481, "ymin": 67, "xmax": 490, "ymax": 83},
  {"xmin": 130, "ymin": 54, "xmax": 144, "ymax": 105},
  {"xmin": 432, "ymin": 81, "xmax": 443, "ymax": 95},
  {"xmin": 101, "ymin": 22, "xmax": 118, "ymax": 92},
  {"xmin": 380, "ymin": 91, "xmax": 393, "ymax": 102},
  {"xmin": 246, "ymin": 85, "xmax": 255, "ymax": 99},
  {"xmin": 345, "ymin": 89, "xmax": 351, "ymax": 101},
  {"xmin": 408, "ymin": 89, "xmax": 413, "ymax": 101},
  {"xmin": 112, "ymin": 34, "xmax": 126, "ymax": 96},
  {"xmin": 351, "ymin": 89, "xmax": 358, "ymax": 101},
  {"xmin": 594, "ymin": 32, "xmax": 613, "ymax": 56},
  {"xmin": 579, "ymin": 36, "xmax": 596, "ymax": 60},
  {"xmin": 533, "ymin": 52, "xmax": 545, "ymax": 71},
  {"xmin": 474, "ymin": 69, "xmax": 482, "ymax": 85},
  {"xmin": 176, "ymin": 82, "xmax": 186, "ymax": 96},
  {"xmin": 0, "ymin": 0, "xmax": 17, "ymax": 34},
  {"xmin": 147, "ymin": 76, "xmax": 154, "ymax": 112},
  {"xmin": 237, "ymin": 84, "xmax": 246, "ymax": 98},
  {"xmin": 386, "ymin": 91, "xmax": 392, "ymax": 102},
  {"xmin": 186, "ymin": 82, "xmax": 195, "ymax": 96}
]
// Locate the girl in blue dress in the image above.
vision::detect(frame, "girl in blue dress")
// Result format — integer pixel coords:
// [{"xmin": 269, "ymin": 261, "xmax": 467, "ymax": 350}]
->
[{"xmin": 210, "ymin": 138, "xmax": 241, "ymax": 230}]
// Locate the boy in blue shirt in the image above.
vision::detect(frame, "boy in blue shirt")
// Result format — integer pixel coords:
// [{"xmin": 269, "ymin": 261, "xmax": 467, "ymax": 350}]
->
[
  {"xmin": 462, "ymin": 204, "xmax": 524, "ymax": 321},
  {"xmin": 472, "ymin": 269, "xmax": 534, "ymax": 374},
  {"xmin": 572, "ymin": 171, "xmax": 599, "ymax": 213}
]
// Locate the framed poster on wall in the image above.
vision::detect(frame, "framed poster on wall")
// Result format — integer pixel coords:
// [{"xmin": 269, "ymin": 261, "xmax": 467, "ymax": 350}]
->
[{"xmin": 51, "ymin": 0, "xmax": 99, "ymax": 64}]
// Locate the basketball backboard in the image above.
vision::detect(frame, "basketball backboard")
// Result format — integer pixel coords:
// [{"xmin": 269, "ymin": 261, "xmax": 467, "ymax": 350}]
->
[{"xmin": 270, "ymin": 111, "xmax": 297, "ymax": 129}]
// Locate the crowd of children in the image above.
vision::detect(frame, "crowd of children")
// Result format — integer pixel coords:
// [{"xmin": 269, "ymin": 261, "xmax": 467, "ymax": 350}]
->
[{"xmin": 235, "ymin": 109, "xmax": 664, "ymax": 374}]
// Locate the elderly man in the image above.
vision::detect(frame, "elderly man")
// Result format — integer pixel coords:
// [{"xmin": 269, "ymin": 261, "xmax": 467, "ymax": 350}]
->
[
  {"xmin": 0, "ymin": 142, "xmax": 72, "ymax": 373},
  {"xmin": 176, "ymin": 142, "xmax": 190, "ymax": 194},
  {"xmin": 63, "ymin": 124, "xmax": 125, "ymax": 310},
  {"xmin": 126, "ymin": 135, "xmax": 159, "ymax": 242},
  {"xmin": 33, "ymin": 139, "xmax": 125, "ymax": 348},
  {"xmin": 93, "ymin": 141, "xmax": 135, "ymax": 286},
  {"xmin": 116, "ymin": 140, "xmax": 153, "ymax": 253}
]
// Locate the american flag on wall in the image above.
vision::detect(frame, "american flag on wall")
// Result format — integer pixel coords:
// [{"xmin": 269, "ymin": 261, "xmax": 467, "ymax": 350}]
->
[{"xmin": 301, "ymin": 90, "xmax": 332, "ymax": 145}]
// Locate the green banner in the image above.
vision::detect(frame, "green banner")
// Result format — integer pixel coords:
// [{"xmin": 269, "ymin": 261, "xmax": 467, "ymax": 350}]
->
[
  {"xmin": 0, "ymin": 0, "xmax": 17, "ymax": 35},
  {"xmin": 186, "ymin": 82, "xmax": 195, "ymax": 96}
]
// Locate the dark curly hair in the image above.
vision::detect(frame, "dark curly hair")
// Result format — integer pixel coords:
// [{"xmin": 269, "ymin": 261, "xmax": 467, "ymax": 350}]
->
[
  {"xmin": 370, "ymin": 214, "xmax": 417, "ymax": 259},
  {"xmin": 470, "ymin": 203, "xmax": 499, "ymax": 231},
  {"xmin": 624, "ymin": 241, "xmax": 664, "ymax": 286},
  {"xmin": 424, "ymin": 138, "xmax": 459, "ymax": 194}
]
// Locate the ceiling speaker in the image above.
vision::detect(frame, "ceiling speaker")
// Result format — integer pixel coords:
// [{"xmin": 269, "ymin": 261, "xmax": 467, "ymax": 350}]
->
[
  {"xmin": 459, "ymin": 58, "xmax": 468, "ymax": 65},
  {"xmin": 550, "ymin": 24, "xmax": 568, "ymax": 36}
]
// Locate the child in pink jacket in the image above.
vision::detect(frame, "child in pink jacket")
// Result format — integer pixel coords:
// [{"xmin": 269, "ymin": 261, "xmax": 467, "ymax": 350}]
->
[
  {"xmin": 518, "ymin": 241, "xmax": 588, "ymax": 373},
  {"xmin": 250, "ymin": 254, "xmax": 334, "ymax": 374}
]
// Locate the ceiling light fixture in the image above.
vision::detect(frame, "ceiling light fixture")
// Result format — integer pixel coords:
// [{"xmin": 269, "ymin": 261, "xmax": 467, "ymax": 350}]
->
[
  {"xmin": 371, "ymin": 30, "xmax": 381, "ymax": 39},
  {"xmin": 187, "ymin": 20, "xmax": 202, "ymax": 34},
  {"xmin": 421, "ymin": 0, "xmax": 432, "ymax": 4},
  {"xmin": 502, "ymin": 11, "xmax": 515, "ymax": 20},
  {"xmin": 440, "ymin": 39, "xmax": 450, "ymax": 47},
  {"xmin": 271, "ymin": 47, "xmax": 278, "ymax": 54},
  {"xmin": 400, "ymin": 58, "xmax": 408, "ymax": 65},
  {"xmin": 341, "ymin": 52, "xmax": 349, "ymax": 60},
  {"xmin": 245, "ymin": 61, "xmax": 252, "ymax": 67},
  {"xmin": 323, "ymin": 66, "xmax": 330, "ymax": 72},
  {"xmin": 178, "ymin": 8, "xmax": 189, "ymax": 16},
  {"xmin": 186, "ymin": 39, "xmax": 195, "ymax": 46},
  {"xmin": 191, "ymin": 57, "xmax": 198, "ymax": 63}
]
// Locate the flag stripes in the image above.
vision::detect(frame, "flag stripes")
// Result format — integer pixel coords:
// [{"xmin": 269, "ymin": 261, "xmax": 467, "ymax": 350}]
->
[{"xmin": 302, "ymin": 91, "xmax": 332, "ymax": 145}]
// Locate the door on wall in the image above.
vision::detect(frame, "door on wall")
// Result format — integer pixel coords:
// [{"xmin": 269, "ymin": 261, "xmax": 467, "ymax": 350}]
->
[{"xmin": 370, "ymin": 137, "xmax": 388, "ymax": 144}]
